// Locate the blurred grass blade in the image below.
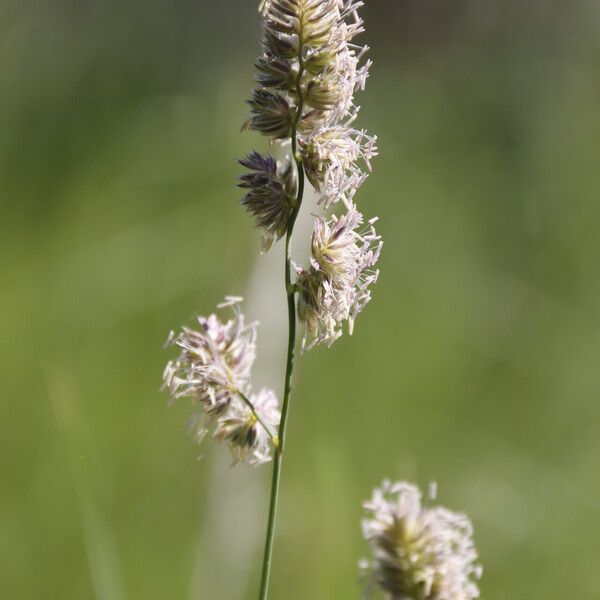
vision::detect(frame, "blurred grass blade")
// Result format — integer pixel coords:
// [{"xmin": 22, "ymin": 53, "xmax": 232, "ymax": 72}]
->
[{"xmin": 46, "ymin": 366, "xmax": 127, "ymax": 600}]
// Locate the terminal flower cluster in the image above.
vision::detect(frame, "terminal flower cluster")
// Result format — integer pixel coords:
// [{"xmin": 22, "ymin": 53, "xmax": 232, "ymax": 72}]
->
[{"xmin": 240, "ymin": 0, "xmax": 381, "ymax": 349}]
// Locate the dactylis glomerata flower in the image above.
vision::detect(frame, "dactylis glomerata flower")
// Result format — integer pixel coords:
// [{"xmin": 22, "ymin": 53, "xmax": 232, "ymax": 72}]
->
[
  {"xmin": 361, "ymin": 480, "xmax": 482, "ymax": 600},
  {"xmin": 162, "ymin": 297, "xmax": 280, "ymax": 466},
  {"xmin": 241, "ymin": 0, "xmax": 381, "ymax": 349}
]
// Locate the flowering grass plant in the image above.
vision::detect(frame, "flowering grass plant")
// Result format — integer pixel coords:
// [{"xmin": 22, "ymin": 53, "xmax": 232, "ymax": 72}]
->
[{"xmin": 162, "ymin": 2, "xmax": 481, "ymax": 598}]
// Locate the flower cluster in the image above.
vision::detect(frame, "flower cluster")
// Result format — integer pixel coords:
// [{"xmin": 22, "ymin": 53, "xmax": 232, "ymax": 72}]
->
[
  {"xmin": 213, "ymin": 388, "xmax": 280, "ymax": 466},
  {"xmin": 361, "ymin": 480, "xmax": 482, "ymax": 600},
  {"xmin": 162, "ymin": 297, "xmax": 280, "ymax": 466},
  {"xmin": 296, "ymin": 206, "xmax": 381, "ymax": 349},
  {"xmin": 240, "ymin": 0, "xmax": 381, "ymax": 349},
  {"xmin": 301, "ymin": 125, "xmax": 377, "ymax": 209},
  {"xmin": 239, "ymin": 152, "xmax": 297, "ymax": 252}
]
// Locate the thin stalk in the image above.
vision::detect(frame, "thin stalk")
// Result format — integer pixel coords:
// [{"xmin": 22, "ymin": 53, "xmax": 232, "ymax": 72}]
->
[{"xmin": 258, "ymin": 54, "xmax": 306, "ymax": 600}]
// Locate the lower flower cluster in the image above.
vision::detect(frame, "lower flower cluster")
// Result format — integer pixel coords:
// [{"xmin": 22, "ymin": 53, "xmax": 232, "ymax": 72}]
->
[{"xmin": 162, "ymin": 298, "xmax": 280, "ymax": 466}]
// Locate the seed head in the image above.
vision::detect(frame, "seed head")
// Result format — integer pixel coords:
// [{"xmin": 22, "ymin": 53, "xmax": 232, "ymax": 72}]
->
[
  {"xmin": 361, "ymin": 480, "xmax": 482, "ymax": 600},
  {"xmin": 248, "ymin": 1, "xmax": 373, "ymax": 141},
  {"xmin": 162, "ymin": 297, "xmax": 256, "ymax": 413},
  {"xmin": 163, "ymin": 298, "xmax": 280, "ymax": 465},
  {"xmin": 243, "ymin": 0, "xmax": 381, "ymax": 351}
]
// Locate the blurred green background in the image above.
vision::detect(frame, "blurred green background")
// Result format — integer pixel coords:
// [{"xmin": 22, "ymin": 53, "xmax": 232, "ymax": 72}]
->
[{"xmin": 2, "ymin": 1, "xmax": 600, "ymax": 598}]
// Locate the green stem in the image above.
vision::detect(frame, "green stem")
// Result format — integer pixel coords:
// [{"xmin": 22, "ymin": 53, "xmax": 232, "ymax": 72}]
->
[{"xmin": 258, "ymin": 55, "xmax": 305, "ymax": 600}]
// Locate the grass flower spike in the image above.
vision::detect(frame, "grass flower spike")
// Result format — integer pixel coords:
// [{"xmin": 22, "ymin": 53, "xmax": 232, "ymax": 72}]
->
[
  {"xmin": 253, "ymin": 1, "xmax": 378, "ymax": 208},
  {"xmin": 165, "ymin": 1, "xmax": 382, "ymax": 597},
  {"xmin": 244, "ymin": 0, "xmax": 381, "ymax": 344},
  {"xmin": 361, "ymin": 480, "xmax": 482, "ymax": 600}
]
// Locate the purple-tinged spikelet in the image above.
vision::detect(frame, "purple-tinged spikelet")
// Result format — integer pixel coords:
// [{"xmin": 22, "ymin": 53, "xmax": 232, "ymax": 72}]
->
[{"xmin": 239, "ymin": 152, "xmax": 297, "ymax": 252}]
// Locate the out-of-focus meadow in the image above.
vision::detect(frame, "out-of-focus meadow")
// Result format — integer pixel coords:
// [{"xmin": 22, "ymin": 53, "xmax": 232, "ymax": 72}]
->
[{"xmin": 2, "ymin": 1, "xmax": 600, "ymax": 598}]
